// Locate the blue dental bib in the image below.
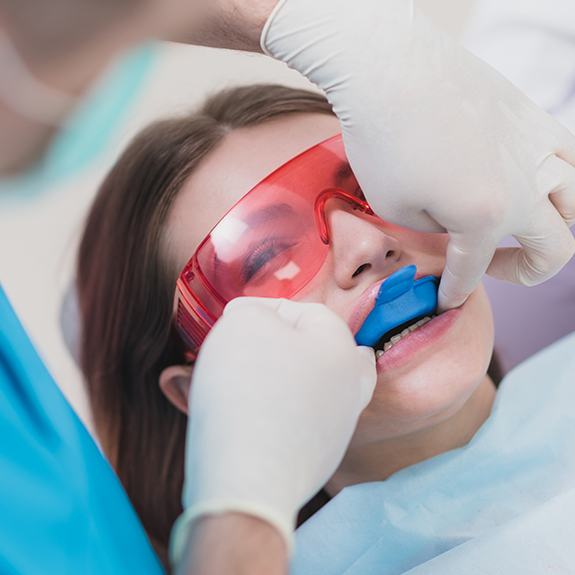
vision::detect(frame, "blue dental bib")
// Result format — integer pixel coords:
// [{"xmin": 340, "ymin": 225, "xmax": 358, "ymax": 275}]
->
[{"xmin": 355, "ymin": 265, "xmax": 438, "ymax": 347}]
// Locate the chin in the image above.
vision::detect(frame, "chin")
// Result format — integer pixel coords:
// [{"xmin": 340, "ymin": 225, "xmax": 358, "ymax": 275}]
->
[{"xmin": 352, "ymin": 286, "xmax": 495, "ymax": 443}]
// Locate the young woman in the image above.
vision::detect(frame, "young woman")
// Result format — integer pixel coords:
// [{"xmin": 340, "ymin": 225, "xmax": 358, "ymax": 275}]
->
[{"xmin": 77, "ymin": 84, "xmax": 503, "ymax": 568}]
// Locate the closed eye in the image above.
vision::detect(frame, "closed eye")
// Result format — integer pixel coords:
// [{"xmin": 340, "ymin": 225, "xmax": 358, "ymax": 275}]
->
[{"xmin": 242, "ymin": 238, "xmax": 297, "ymax": 283}]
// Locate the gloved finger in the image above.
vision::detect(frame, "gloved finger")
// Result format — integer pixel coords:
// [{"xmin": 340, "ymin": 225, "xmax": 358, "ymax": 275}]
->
[
  {"xmin": 356, "ymin": 346, "xmax": 377, "ymax": 409},
  {"xmin": 225, "ymin": 296, "xmax": 339, "ymax": 333},
  {"xmin": 539, "ymin": 154, "xmax": 575, "ymax": 226},
  {"xmin": 437, "ymin": 232, "xmax": 497, "ymax": 312},
  {"xmin": 487, "ymin": 201, "xmax": 575, "ymax": 286}
]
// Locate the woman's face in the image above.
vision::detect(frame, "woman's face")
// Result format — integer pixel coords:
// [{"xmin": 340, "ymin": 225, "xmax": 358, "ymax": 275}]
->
[{"xmin": 164, "ymin": 112, "xmax": 494, "ymax": 446}]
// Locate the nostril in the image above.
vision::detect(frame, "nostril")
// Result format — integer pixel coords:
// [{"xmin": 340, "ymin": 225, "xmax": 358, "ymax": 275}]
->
[
  {"xmin": 386, "ymin": 250, "xmax": 397, "ymax": 259},
  {"xmin": 352, "ymin": 263, "xmax": 371, "ymax": 278}
]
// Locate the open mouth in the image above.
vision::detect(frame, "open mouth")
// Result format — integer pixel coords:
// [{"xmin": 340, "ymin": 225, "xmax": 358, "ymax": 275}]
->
[
  {"xmin": 354, "ymin": 265, "xmax": 439, "ymax": 356},
  {"xmin": 372, "ymin": 313, "xmax": 438, "ymax": 358}
]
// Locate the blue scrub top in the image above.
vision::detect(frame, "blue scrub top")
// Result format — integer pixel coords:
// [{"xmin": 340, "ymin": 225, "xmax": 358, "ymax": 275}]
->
[{"xmin": 0, "ymin": 286, "xmax": 164, "ymax": 574}]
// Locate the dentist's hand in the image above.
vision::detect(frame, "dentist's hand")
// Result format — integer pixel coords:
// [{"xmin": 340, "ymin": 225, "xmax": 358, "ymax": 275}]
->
[
  {"xmin": 171, "ymin": 298, "xmax": 376, "ymax": 562},
  {"xmin": 262, "ymin": 0, "xmax": 575, "ymax": 310}
]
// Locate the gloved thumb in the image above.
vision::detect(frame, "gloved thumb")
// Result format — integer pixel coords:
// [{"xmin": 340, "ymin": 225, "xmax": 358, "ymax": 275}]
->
[
  {"xmin": 224, "ymin": 296, "xmax": 311, "ymax": 325},
  {"xmin": 225, "ymin": 297, "xmax": 347, "ymax": 335},
  {"xmin": 356, "ymin": 346, "xmax": 377, "ymax": 409},
  {"xmin": 223, "ymin": 296, "xmax": 278, "ymax": 315},
  {"xmin": 438, "ymin": 232, "xmax": 497, "ymax": 311}
]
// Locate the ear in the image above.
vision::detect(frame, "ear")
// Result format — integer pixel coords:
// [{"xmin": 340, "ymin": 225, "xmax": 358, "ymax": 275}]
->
[{"xmin": 159, "ymin": 365, "xmax": 194, "ymax": 414}]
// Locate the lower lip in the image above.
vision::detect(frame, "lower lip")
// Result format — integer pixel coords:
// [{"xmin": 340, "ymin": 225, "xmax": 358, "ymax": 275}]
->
[{"xmin": 375, "ymin": 307, "xmax": 461, "ymax": 374}]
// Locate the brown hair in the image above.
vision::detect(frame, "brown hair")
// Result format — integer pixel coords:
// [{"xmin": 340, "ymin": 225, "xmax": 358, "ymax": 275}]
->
[{"xmin": 76, "ymin": 84, "xmax": 333, "ymax": 567}]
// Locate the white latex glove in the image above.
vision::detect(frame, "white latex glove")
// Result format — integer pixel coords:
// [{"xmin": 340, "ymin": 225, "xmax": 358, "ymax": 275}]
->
[
  {"xmin": 170, "ymin": 298, "xmax": 376, "ymax": 561},
  {"xmin": 262, "ymin": 0, "xmax": 575, "ymax": 310}
]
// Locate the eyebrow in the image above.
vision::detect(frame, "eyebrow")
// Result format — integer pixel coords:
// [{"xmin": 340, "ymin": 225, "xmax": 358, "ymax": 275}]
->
[
  {"xmin": 241, "ymin": 161, "xmax": 356, "ymax": 228},
  {"xmin": 243, "ymin": 202, "xmax": 297, "ymax": 227}
]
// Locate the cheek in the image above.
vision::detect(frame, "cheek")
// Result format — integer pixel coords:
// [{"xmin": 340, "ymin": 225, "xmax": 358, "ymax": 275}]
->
[
  {"xmin": 352, "ymin": 286, "xmax": 494, "ymax": 443},
  {"xmin": 292, "ymin": 259, "xmax": 334, "ymax": 304}
]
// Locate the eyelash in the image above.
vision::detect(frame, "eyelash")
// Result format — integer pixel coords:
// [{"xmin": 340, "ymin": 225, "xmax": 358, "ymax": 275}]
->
[{"xmin": 242, "ymin": 238, "xmax": 295, "ymax": 283}]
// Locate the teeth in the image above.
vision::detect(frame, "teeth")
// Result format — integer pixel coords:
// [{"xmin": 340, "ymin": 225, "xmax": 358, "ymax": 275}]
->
[{"xmin": 375, "ymin": 315, "xmax": 436, "ymax": 356}]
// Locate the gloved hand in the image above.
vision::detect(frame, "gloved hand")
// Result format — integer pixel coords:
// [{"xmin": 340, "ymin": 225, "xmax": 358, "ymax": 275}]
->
[
  {"xmin": 262, "ymin": 0, "xmax": 575, "ymax": 310},
  {"xmin": 170, "ymin": 298, "xmax": 376, "ymax": 562}
]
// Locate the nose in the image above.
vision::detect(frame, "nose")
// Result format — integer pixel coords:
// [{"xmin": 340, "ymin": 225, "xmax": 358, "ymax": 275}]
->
[{"xmin": 326, "ymin": 202, "xmax": 402, "ymax": 289}]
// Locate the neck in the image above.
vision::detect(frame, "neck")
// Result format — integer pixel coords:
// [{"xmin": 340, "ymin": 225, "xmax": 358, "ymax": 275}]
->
[{"xmin": 326, "ymin": 376, "xmax": 496, "ymax": 496}]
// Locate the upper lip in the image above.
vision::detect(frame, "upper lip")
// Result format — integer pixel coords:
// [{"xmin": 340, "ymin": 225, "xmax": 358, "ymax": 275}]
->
[{"xmin": 347, "ymin": 267, "xmax": 430, "ymax": 336}]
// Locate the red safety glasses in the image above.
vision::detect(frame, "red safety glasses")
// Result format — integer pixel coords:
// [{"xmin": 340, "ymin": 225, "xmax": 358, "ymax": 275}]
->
[{"xmin": 175, "ymin": 133, "xmax": 375, "ymax": 356}]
